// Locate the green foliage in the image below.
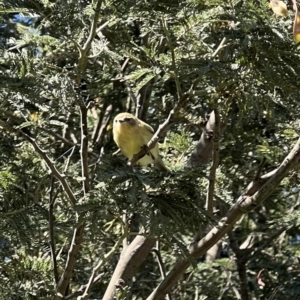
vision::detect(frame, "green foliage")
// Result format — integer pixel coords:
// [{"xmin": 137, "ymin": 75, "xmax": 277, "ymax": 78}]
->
[{"xmin": 1, "ymin": 0, "xmax": 300, "ymax": 299}]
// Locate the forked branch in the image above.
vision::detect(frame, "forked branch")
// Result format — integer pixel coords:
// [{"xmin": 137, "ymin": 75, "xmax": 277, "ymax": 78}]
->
[{"xmin": 147, "ymin": 137, "xmax": 300, "ymax": 299}]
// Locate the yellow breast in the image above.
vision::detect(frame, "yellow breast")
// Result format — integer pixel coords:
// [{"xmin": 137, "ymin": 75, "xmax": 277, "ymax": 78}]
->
[{"xmin": 113, "ymin": 122, "xmax": 159, "ymax": 165}]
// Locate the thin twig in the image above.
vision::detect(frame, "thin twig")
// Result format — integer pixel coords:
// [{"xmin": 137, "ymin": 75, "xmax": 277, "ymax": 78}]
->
[
  {"xmin": 0, "ymin": 108, "xmax": 89, "ymax": 159},
  {"xmin": 139, "ymin": 84, "xmax": 151, "ymax": 121},
  {"xmin": 49, "ymin": 176, "xmax": 59, "ymax": 285},
  {"xmin": 122, "ymin": 211, "xmax": 128, "ymax": 249},
  {"xmin": 61, "ymin": 112, "xmax": 71, "ymax": 146},
  {"xmin": 0, "ymin": 120, "xmax": 77, "ymax": 206},
  {"xmin": 121, "ymin": 57, "xmax": 130, "ymax": 72},
  {"xmin": 91, "ymin": 108, "xmax": 103, "ymax": 144},
  {"xmin": 74, "ymin": 0, "xmax": 103, "ymax": 79},
  {"xmin": 80, "ymin": 106, "xmax": 90, "ymax": 195},
  {"xmin": 41, "ymin": 126, "xmax": 96, "ymax": 156},
  {"xmin": 161, "ymin": 17, "xmax": 182, "ymax": 98},
  {"xmin": 82, "ymin": 0, "xmax": 103, "ymax": 53},
  {"xmin": 63, "ymin": 146, "xmax": 76, "ymax": 173},
  {"xmin": 39, "ymin": 127, "xmax": 79, "ymax": 148},
  {"xmin": 135, "ymin": 93, "xmax": 142, "ymax": 118},
  {"xmin": 248, "ymin": 226, "xmax": 290, "ymax": 260},
  {"xmin": 152, "ymin": 241, "xmax": 172, "ymax": 300},
  {"xmin": 211, "ymin": 37, "xmax": 227, "ymax": 58},
  {"xmin": 228, "ymin": 231, "xmax": 250, "ymax": 300},
  {"xmin": 78, "ymin": 231, "xmax": 128, "ymax": 299},
  {"xmin": 96, "ymin": 18, "xmax": 113, "ymax": 34},
  {"xmin": 90, "ymin": 146, "xmax": 104, "ymax": 189},
  {"xmin": 90, "ymin": 105, "xmax": 112, "ymax": 188},
  {"xmin": 0, "ymin": 207, "xmax": 28, "ymax": 217},
  {"xmin": 124, "ymin": 85, "xmax": 138, "ymax": 115},
  {"xmin": 55, "ymin": 224, "xmax": 85, "ymax": 298},
  {"xmin": 41, "ymin": 128, "xmax": 98, "ymax": 159},
  {"xmin": 254, "ymin": 158, "xmax": 267, "ymax": 181},
  {"xmin": 95, "ymin": 104, "xmax": 113, "ymax": 144},
  {"xmin": 64, "ymin": 273, "xmax": 106, "ymax": 300},
  {"xmin": 70, "ymin": 38, "xmax": 84, "ymax": 57},
  {"xmin": 187, "ymin": 89, "xmax": 209, "ymax": 97},
  {"xmin": 152, "ymin": 242, "xmax": 167, "ymax": 280},
  {"xmin": 126, "ymin": 92, "xmax": 132, "ymax": 112}
]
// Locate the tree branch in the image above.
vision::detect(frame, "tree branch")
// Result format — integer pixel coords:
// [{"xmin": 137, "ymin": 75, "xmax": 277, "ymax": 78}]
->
[
  {"xmin": 211, "ymin": 37, "xmax": 227, "ymax": 58},
  {"xmin": 79, "ymin": 231, "xmax": 128, "ymax": 299},
  {"xmin": 54, "ymin": 106, "xmax": 90, "ymax": 297},
  {"xmin": 77, "ymin": 0, "xmax": 103, "ymax": 73},
  {"xmin": 248, "ymin": 226, "xmax": 289, "ymax": 260},
  {"xmin": 0, "ymin": 119, "xmax": 77, "ymax": 206},
  {"xmin": 80, "ymin": 106, "xmax": 90, "ymax": 195},
  {"xmin": 54, "ymin": 1, "xmax": 103, "ymax": 294},
  {"xmin": 186, "ymin": 111, "xmax": 221, "ymax": 167},
  {"xmin": 54, "ymin": 224, "xmax": 85, "ymax": 299},
  {"xmin": 228, "ymin": 231, "xmax": 250, "ymax": 300},
  {"xmin": 94, "ymin": 104, "xmax": 113, "ymax": 144},
  {"xmin": 49, "ymin": 176, "xmax": 60, "ymax": 285},
  {"xmin": 152, "ymin": 241, "xmax": 173, "ymax": 300},
  {"xmin": 161, "ymin": 17, "xmax": 182, "ymax": 98},
  {"xmin": 205, "ymin": 109, "xmax": 220, "ymax": 213},
  {"xmin": 146, "ymin": 137, "xmax": 300, "ymax": 300},
  {"xmin": 102, "ymin": 236, "xmax": 156, "ymax": 300},
  {"xmin": 64, "ymin": 273, "xmax": 105, "ymax": 300}
]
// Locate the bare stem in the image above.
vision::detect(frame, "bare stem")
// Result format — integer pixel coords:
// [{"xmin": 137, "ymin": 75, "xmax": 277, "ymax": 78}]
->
[
  {"xmin": 152, "ymin": 241, "xmax": 173, "ymax": 300},
  {"xmin": 77, "ymin": 0, "xmax": 103, "ymax": 74},
  {"xmin": 49, "ymin": 176, "xmax": 59, "ymax": 285},
  {"xmin": 161, "ymin": 17, "xmax": 182, "ymax": 98},
  {"xmin": 80, "ymin": 106, "xmax": 90, "ymax": 195},
  {"xmin": 211, "ymin": 37, "xmax": 227, "ymax": 58}
]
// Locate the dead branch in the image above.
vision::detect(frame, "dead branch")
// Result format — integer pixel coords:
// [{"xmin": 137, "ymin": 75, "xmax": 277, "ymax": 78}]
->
[{"xmin": 205, "ymin": 109, "xmax": 220, "ymax": 213}]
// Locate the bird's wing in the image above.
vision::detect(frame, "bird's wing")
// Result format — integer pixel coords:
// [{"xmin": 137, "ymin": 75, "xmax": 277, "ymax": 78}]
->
[{"xmin": 142, "ymin": 121, "xmax": 155, "ymax": 134}]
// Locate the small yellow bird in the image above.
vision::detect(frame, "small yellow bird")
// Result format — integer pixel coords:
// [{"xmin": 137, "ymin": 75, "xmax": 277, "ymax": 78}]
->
[{"xmin": 113, "ymin": 112, "xmax": 170, "ymax": 172}]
